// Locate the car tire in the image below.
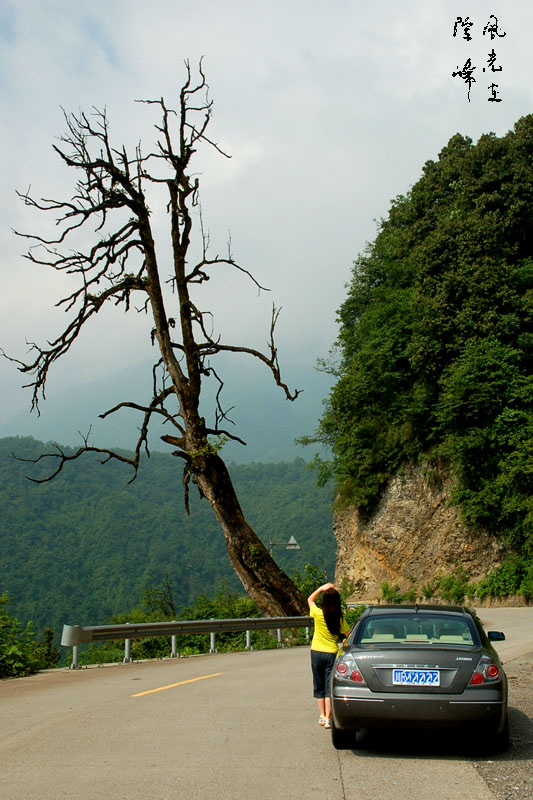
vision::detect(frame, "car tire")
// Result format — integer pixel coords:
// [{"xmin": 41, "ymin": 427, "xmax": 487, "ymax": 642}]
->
[
  {"xmin": 477, "ymin": 716, "xmax": 510, "ymax": 755},
  {"xmin": 493, "ymin": 716, "xmax": 510, "ymax": 753},
  {"xmin": 331, "ymin": 720, "xmax": 356, "ymax": 750}
]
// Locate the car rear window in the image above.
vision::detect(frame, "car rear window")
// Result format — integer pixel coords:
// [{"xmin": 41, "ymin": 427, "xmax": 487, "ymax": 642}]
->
[{"xmin": 356, "ymin": 614, "xmax": 478, "ymax": 646}]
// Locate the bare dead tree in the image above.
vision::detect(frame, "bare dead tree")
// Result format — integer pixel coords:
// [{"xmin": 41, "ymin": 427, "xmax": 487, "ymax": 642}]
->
[{"xmin": 5, "ymin": 61, "xmax": 306, "ymax": 616}]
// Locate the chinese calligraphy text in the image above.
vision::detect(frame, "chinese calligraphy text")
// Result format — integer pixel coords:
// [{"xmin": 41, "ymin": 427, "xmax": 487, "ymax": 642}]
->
[{"xmin": 452, "ymin": 14, "xmax": 507, "ymax": 102}]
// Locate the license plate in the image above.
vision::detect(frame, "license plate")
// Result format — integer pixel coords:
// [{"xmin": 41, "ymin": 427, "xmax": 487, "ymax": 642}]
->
[{"xmin": 392, "ymin": 669, "xmax": 440, "ymax": 686}]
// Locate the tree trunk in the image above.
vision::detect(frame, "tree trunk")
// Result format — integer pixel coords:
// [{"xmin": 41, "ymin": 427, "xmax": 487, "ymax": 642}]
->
[{"xmin": 194, "ymin": 453, "xmax": 307, "ymax": 616}]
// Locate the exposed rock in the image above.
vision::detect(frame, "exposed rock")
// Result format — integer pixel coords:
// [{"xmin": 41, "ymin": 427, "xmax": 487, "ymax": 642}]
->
[{"xmin": 334, "ymin": 462, "xmax": 506, "ymax": 601}]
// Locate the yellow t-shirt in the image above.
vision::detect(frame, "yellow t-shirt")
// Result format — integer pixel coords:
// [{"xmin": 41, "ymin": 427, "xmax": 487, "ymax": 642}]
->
[{"xmin": 309, "ymin": 602, "xmax": 350, "ymax": 653}]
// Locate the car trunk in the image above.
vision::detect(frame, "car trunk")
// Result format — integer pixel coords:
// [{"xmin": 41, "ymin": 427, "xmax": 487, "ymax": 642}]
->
[{"xmin": 356, "ymin": 646, "xmax": 482, "ymax": 694}]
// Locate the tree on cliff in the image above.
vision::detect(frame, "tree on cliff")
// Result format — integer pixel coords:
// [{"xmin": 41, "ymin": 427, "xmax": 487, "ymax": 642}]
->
[
  {"xmin": 4, "ymin": 62, "xmax": 306, "ymax": 616},
  {"xmin": 309, "ymin": 117, "xmax": 533, "ymax": 554}
]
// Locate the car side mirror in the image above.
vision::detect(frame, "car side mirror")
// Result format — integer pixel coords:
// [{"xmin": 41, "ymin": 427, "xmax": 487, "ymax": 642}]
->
[{"xmin": 488, "ymin": 631, "xmax": 505, "ymax": 641}]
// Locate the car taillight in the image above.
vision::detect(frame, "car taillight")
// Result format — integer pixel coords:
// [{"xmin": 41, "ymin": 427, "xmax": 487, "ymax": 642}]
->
[
  {"xmin": 336, "ymin": 656, "xmax": 366, "ymax": 684},
  {"xmin": 469, "ymin": 658, "xmax": 500, "ymax": 685}
]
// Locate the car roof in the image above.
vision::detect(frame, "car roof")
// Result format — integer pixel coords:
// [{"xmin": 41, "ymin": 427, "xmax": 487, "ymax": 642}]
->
[{"xmin": 361, "ymin": 604, "xmax": 473, "ymax": 619}]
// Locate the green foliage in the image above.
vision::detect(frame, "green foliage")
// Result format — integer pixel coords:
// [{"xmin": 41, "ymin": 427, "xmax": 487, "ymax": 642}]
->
[
  {"xmin": 83, "ymin": 562, "xmax": 353, "ymax": 665},
  {"xmin": 291, "ymin": 563, "xmax": 357, "ymax": 619},
  {"xmin": 380, "ymin": 570, "xmax": 474, "ymax": 604},
  {"xmin": 82, "ymin": 582, "xmax": 291, "ymax": 665},
  {"xmin": 291, "ymin": 562, "xmax": 329, "ymax": 600},
  {"xmin": 0, "ymin": 592, "xmax": 60, "ymax": 678},
  {"xmin": 337, "ymin": 576, "xmax": 357, "ymax": 609},
  {"xmin": 402, "ymin": 587, "xmax": 418, "ymax": 604},
  {"xmin": 377, "ymin": 558, "xmax": 533, "ymax": 605},
  {"xmin": 344, "ymin": 605, "xmax": 365, "ymax": 627},
  {"xmin": 38, "ymin": 628, "xmax": 61, "ymax": 669},
  {"xmin": 519, "ymin": 562, "xmax": 533, "ymax": 600},
  {"xmin": 313, "ymin": 117, "xmax": 533, "ymax": 548},
  {"xmin": 187, "ymin": 435, "xmax": 229, "ymax": 459},
  {"xmin": 474, "ymin": 556, "xmax": 532, "ymax": 599},
  {"xmin": 421, "ymin": 579, "xmax": 440, "ymax": 600},
  {"xmin": 141, "ymin": 575, "xmax": 177, "ymax": 619},
  {"xmin": 0, "ymin": 438, "xmax": 336, "ymax": 645},
  {"xmin": 438, "ymin": 567, "xmax": 475, "ymax": 604},
  {"xmin": 380, "ymin": 582, "xmax": 417, "ymax": 604}
]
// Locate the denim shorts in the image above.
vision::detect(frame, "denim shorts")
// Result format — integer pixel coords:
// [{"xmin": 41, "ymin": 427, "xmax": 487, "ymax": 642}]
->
[{"xmin": 311, "ymin": 650, "xmax": 336, "ymax": 698}]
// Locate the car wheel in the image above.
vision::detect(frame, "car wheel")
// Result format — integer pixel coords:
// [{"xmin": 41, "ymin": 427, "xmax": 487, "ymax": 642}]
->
[
  {"xmin": 477, "ymin": 716, "xmax": 510, "ymax": 755},
  {"xmin": 331, "ymin": 720, "xmax": 356, "ymax": 750},
  {"xmin": 493, "ymin": 716, "xmax": 509, "ymax": 753}
]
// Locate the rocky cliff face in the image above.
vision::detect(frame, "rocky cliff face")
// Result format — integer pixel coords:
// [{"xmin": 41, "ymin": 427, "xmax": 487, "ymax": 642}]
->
[{"xmin": 334, "ymin": 462, "xmax": 505, "ymax": 601}]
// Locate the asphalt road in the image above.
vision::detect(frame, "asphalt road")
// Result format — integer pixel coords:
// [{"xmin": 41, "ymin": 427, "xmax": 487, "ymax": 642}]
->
[{"xmin": 1, "ymin": 607, "xmax": 531, "ymax": 800}]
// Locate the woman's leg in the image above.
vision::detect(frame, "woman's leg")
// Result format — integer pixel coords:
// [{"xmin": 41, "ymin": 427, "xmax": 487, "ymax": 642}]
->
[
  {"xmin": 323, "ymin": 655, "xmax": 335, "ymax": 721},
  {"xmin": 312, "ymin": 651, "xmax": 335, "ymax": 723},
  {"xmin": 312, "ymin": 651, "xmax": 327, "ymax": 721},
  {"xmin": 316, "ymin": 697, "xmax": 326, "ymax": 717}
]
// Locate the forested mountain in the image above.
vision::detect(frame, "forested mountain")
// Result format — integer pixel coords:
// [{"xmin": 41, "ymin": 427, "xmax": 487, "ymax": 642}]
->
[
  {"xmin": 312, "ymin": 116, "xmax": 533, "ymax": 556},
  {"xmin": 1, "ymin": 437, "xmax": 335, "ymax": 638}
]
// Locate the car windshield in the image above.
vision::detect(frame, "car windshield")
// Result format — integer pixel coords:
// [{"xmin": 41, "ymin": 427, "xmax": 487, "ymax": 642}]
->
[{"xmin": 356, "ymin": 613, "xmax": 478, "ymax": 646}]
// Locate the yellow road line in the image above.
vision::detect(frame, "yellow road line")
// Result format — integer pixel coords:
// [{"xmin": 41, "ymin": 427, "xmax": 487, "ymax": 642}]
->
[{"xmin": 131, "ymin": 672, "xmax": 223, "ymax": 697}]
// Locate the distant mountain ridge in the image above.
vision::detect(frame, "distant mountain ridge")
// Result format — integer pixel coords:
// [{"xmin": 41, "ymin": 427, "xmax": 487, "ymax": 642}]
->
[
  {"xmin": 0, "ymin": 357, "xmax": 332, "ymax": 463},
  {"xmin": 0, "ymin": 436, "xmax": 335, "ymax": 642}
]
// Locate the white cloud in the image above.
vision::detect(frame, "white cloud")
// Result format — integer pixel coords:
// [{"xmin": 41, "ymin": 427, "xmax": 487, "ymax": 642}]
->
[{"xmin": 1, "ymin": 0, "xmax": 532, "ymax": 432}]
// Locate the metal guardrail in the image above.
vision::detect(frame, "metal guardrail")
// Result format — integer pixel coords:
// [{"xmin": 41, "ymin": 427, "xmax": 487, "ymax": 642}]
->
[{"xmin": 61, "ymin": 616, "xmax": 313, "ymax": 669}]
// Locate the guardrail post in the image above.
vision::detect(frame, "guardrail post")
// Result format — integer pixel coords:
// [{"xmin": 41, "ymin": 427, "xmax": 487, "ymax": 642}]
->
[
  {"xmin": 210, "ymin": 631, "xmax": 217, "ymax": 653},
  {"xmin": 124, "ymin": 638, "xmax": 131, "ymax": 663},
  {"xmin": 123, "ymin": 623, "xmax": 132, "ymax": 663},
  {"xmin": 277, "ymin": 628, "xmax": 283, "ymax": 647},
  {"xmin": 246, "ymin": 630, "xmax": 252, "ymax": 651},
  {"xmin": 171, "ymin": 632, "xmax": 178, "ymax": 658},
  {"xmin": 305, "ymin": 627, "xmax": 310, "ymax": 645},
  {"xmin": 70, "ymin": 645, "xmax": 80, "ymax": 670}
]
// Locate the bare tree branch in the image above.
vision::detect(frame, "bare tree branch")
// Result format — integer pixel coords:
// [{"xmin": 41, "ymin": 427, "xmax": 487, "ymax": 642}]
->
[{"xmin": 14, "ymin": 435, "xmax": 140, "ymax": 484}]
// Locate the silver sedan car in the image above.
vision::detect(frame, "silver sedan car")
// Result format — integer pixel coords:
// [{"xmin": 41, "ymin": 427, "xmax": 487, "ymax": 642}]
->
[{"xmin": 331, "ymin": 605, "xmax": 508, "ymax": 750}]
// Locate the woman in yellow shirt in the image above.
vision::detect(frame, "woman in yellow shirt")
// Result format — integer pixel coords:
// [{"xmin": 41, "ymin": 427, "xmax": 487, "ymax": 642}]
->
[{"xmin": 308, "ymin": 582, "xmax": 350, "ymax": 729}]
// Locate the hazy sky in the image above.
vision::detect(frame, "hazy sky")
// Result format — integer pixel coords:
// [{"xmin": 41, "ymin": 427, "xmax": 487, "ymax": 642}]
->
[{"xmin": 1, "ymin": 0, "xmax": 531, "ymax": 439}]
